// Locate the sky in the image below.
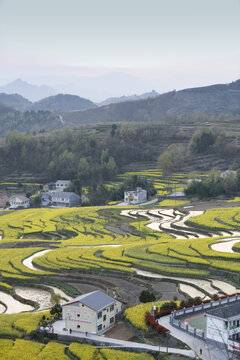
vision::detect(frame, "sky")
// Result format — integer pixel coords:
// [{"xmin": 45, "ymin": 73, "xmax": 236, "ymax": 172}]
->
[{"xmin": 0, "ymin": 0, "xmax": 239, "ymax": 98}]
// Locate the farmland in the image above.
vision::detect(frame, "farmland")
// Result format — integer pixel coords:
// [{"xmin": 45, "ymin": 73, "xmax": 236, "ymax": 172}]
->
[
  {"xmin": 0, "ymin": 192, "xmax": 240, "ymax": 357},
  {"xmin": 0, "ymin": 203, "xmax": 239, "ymax": 298},
  {"xmin": 0, "ymin": 339, "xmax": 154, "ymax": 360}
]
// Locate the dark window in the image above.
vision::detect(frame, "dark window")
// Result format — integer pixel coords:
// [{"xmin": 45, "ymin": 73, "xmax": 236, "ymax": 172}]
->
[
  {"xmin": 110, "ymin": 305, "xmax": 114, "ymax": 312},
  {"xmin": 103, "ymin": 315, "xmax": 106, "ymax": 321},
  {"xmin": 98, "ymin": 324, "xmax": 102, "ymax": 331},
  {"xmin": 98, "ymin": 311, "xmax": 102, "ymax": 319},
  {"xmin": 77, "ymin": 325, "xmax": 80, "ymax": 328},
  {"xmin": 110, "ymin": 317, "xmax": 114, "ymax": 324}
]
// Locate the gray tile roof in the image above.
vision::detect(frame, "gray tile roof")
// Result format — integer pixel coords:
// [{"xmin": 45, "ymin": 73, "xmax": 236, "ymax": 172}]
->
[
  {"xmin": 206, "ymin": 302, "xmax": 240, "ymax": 320},
  {"xmin": 63, "ymin": 290, "xmax": 115, "ymax": 311},
  {"xmin": 51, "ymin": 192, "xmax": 78, "ymax": 199}
]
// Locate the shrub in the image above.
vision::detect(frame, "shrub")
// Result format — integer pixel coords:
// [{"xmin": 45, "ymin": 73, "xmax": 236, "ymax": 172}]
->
[{"xmin": 139, "ymin": 290, "xmax": 156, "ymax": 303}]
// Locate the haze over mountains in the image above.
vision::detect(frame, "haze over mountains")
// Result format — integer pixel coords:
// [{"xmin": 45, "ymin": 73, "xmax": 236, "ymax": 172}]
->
[
  {"xmin": 0, "ymin": 78, "xmax": 239, "ymax": 137},
  {"xmin": 0, "ymin": 73, "xmax": 156, "ymax": 102},
  {"xmin": 60, "ymin": 79, "xmax": 240, "ymax": 126},
  {"xmin": 0, "ymin": 79, "xmax": 57, "ymax": 102}
]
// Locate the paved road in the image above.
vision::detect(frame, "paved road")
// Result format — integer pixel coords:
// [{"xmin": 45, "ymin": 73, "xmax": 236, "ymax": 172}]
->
[
  {"xmin": 53, "ymin": 320, "xmax": 195, "ymax": 358},
  {"xmin": 116, "ymin": 198, "xmax": 159, "ymax": 206},
  {"xmin": 158, "ymin": 315, "xmax": 237, "ymax": 360}
]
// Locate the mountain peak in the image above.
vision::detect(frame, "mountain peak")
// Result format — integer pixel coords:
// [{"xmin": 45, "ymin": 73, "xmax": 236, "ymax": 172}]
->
[{"xmin": 0, "ymin": 79, "xmax": 57, "ymax": 102}]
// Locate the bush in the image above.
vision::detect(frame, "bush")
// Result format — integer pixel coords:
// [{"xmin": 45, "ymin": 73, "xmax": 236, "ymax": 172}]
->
[
  {"xmin": 160, "ymin": 301, "xmax": 177, "ymax": 311},
  {"xmin": 139, "ymin": 290, "xmax": 156, "ymax": 303}
]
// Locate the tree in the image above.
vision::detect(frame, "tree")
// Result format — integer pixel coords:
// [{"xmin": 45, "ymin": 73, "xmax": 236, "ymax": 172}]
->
[
  {"xmin": 190, "ymin": 128, "xmax": 215, "ymax": 153},
  {"xmin": 139, "ymin": 290, "xmax": 156, "ymax": 303},
  {"xmin": 78, "ymin": 157, "xmax": 90, "ymax": 182},
  {"xmin": 51, "ymin": 293, "xmax": 61, "ymax": 305},
  {"xmin": 158, "ymin": 144, "xmax": 185, "ymax": 175},
  {"xmin": 106, "ymin": 156, "xmax": 117, "ymax": 178},
  {"xmin": 33, "ymin": 195, "xmax": 41, "ymax": 208}
]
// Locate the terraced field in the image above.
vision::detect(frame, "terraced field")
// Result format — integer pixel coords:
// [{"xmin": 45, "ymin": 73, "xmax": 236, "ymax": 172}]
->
[
  {"xmin": 0, "ymin": 198, "xmax": 240, "ymax": 358},
  {"xmin": 0, "ymin": 204, "xmax": 239, "ymax": 304},
  {"xmin": 113, "ymin": 168, "xmax": 189, "ymax": 197},
  {"xmin": 0, "ymin": 339, "xmax": 154, "ymax": 360}
]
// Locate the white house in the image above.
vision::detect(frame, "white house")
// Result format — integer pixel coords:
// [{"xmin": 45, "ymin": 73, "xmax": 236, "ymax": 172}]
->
[
  {"xmin": 124, "ymin": 187, "xmax": 147, "ymax": 204},
  {"xmin": 43, "ymin": 182, "xmax": 56, "ymax": 192},
  {"xmin": 9, "ymin": 196, "xmax": 30, "ymax": 209},
  {"xmin": 62, "ymin": 290, "xmax": 122, "ymax": 334},
  {"xmin": 221, "ymin": 170, "xmax": 237, "ymax": 179},
  {"xmin": 50, "ymin": 192, "xmax": 80, "ymax": 207},
  {"xmin": 206, "ymin": 302, "xmax": 240, "ymax": 351},
  {"xmin": 55, "ymin": 180, "xmax": 72, "ymax": 191}
]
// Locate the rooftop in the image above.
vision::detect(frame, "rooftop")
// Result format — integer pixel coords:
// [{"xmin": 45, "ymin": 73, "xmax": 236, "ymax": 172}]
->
[
  {"xmin": 10, "ymin": 195, "xmax": 29, "ymax": 201},
  {"xmin": 206, "ymin": 302, "xmax": 240, "ymax": 320},
  {"xmin": 56, "ymin": 180, "xmax": 71, "ymax": 184},
  {"xmin": 63, "ymin": 290, "xmax": 115, "ymax": 311},
  {"xmin": 51, "ymin": 192, "xmax": 79, "ymax": 199}
]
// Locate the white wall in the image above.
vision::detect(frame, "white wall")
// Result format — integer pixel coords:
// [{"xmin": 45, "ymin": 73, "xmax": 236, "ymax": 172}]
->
[{"xmin": 206, "ymin": 316, "xmax": 228, "ymax": 344}]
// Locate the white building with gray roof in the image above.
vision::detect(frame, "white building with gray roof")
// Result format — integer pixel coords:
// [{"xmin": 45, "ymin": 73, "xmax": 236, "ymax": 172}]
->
[
  {"xmin": 51, "ymin": 191, "xmax": 80, "ymax": 207},
  {"xmin": 62, "ymin": 290, "xmax": 122, "ymax": 334},
  {"xmin": 55, "ymin": 180, "xmax": 72, "ymax": 191},
  {"xmin": 206, "ymin": 301, "xmax": 240, "ymax": 351}
]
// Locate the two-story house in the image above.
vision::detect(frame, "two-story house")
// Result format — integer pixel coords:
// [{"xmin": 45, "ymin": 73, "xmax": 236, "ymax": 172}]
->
[
  {"xmin": 206, "ymin": 302, "xmax": 240, "ymax": 351},
  {"xmin": 124, "ymin": 187, "xmax": 147, "ymax": 204},
  {"xmin": 50, "ymin": 192, "xmax": 80, "ymax": 207},
  {"xmin": 62, "ymin": 290, "xmax": 122, "ymax": 334},
  {"xmin": 9, "ymin": 195, "xmax": 30, "ymax": 209},
  {"xmin": 55, "ymin": 180, "xmax": 72, "ymax": 191}
]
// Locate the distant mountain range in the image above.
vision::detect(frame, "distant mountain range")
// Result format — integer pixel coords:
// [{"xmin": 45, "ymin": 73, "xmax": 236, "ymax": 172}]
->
[
  {"xmin": 0, "ymin": 79, "xmax": 57, "ymax": 102},
  {"xmin": 0, "ymin": 79, "xmax": 239, "ymax": 137},
  {"xmin": 0, "ymin": 93, "xmax": 96, "ymax": 112},
  {"xmin": 0, "ymin": 73, "xmax": 155, "ymax": 103},
  {"xmin": 98, "ymin": 90, "xmax": 159, "ymax": 106},
  {"xmin": 33, "ymin": 94, "xmax": 96, "ymax": 111},
  {"xmin": 0, "ymin": 93, "xmax": 31, "ymax": 111},
  {"xmin": 61, "ymin": 79, "xmax": 240, "ymax": 125}
]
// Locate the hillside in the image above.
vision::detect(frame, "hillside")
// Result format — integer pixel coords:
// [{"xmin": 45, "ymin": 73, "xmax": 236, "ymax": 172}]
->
[
  {"xmin": 62, "ymin": 80, "xmax": 240, "ymax": 125},
  {"xmin": 98, "ymin": 90, "xmax": 159, "ymax": 106},
  {"xmin": 0, "ymin": 93, "xmax": 32, "ymax": 111},
  {"xmin": 32, "ymin": 93, "xmax": 96, "ymax": 111},
  {"xmin": 0, "ymin": 102, "xmax": 63, "ymax": 136}
]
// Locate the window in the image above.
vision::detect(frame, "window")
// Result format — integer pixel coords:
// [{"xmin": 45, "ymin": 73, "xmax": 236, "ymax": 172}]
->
[
  {"xmin": 98, "ymin": 324, "xmax": 102, "ymax": 331},
  {"xmin": 77, "ymin": 325, "xmax": 80, "ymax": 328},
  {"xmin": 110, "ymin": 305, "xmax": 114, "ymax": 312},
  {"xmin": 98, "ymin": 311, "xmax": 102, "ymax": 319},
  {"xmin": 110, "ymin": 317, "xmax": 114, "ymax": 324},
  {"xmin": 103, "ymin": 315, "xmax": 106, "ymax": 321}
]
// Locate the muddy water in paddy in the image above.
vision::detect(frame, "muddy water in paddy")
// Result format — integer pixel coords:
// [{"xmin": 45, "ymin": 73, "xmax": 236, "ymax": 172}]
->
[
  {"xmin": 133, "ymin": 268, "xmax": 240, "ymax": 297},
  {"xmin": 211, "ymin": 238, "xmax": 240, "ymax": 253},
  {"xmin": 15, "ymin": 287, "xmax": 52, "ymax": 310},
  {"xmin": 0, "ymin": 291, "xmax": 34, "ymax": 313},
  {"xmin": 0, "ymin": 304, "xmax": 6, "ymax": 314}
]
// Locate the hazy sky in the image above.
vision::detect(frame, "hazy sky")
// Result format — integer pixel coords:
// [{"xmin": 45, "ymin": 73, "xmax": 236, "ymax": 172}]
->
[{"xmin": 0, "ymin": 0, "xmax": 239, "ymax": 93}]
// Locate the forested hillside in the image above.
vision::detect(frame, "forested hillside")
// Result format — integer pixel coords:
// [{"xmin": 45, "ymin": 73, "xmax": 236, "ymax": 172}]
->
[
  {"xmin": 1, "ymin": 120, "xmax": 240, "ymax": 184},
  {"xmin": 0, "ymin": 93, "xmax": 31, "ymax": 111},
  {"xmin": 62, "ymin": 80, "xmax": 240, "ymax": 125},
  {"xmin": 0, "ymin": 102, "xmax": 62, "ymax": 135},
  {"xmin": 32, "ymin": 94, "xmax": 96, "ymax": 111}
]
